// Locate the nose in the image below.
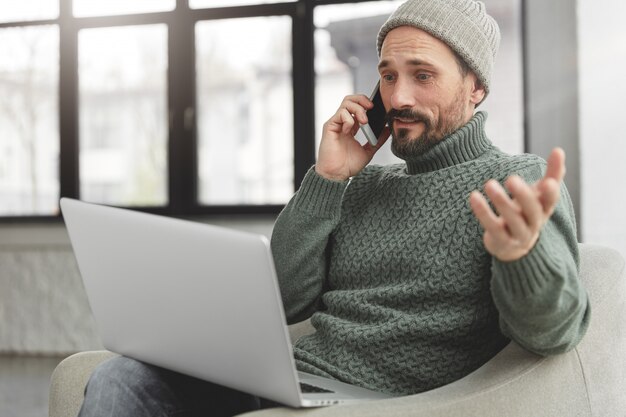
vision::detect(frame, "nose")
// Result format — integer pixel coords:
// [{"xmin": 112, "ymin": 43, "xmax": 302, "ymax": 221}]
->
[{"xmin": 390, "ymin": 79, "xmax": 416, "ymax": 110}]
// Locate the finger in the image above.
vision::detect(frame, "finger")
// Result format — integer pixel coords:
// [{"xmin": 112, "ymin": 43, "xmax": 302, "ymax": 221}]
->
[
  {"xmin": 338, "ymin": 108, "xmax": 358, "ymax": 135},
  {"xmin": 360, "ymin": 126, "xmax": 387, "ymax": 157},
  {"xmin": 505, "ymin": 175, "xmax": 543, "ymax": 231},
  {"xmin": 484, "ymin": 180, "xmax": 530, "ymax": 240},
  {"xmin": 350, "ymin": 118, "xmax": 361, "ymax": 137},
  {"xmin": 537, "ymin": 177, "xmax": 561, "ymax": 216},
  {"xmin": 343, "ymin": 94, "xmax": 374, "ymax": 109},
  {"xmin": 341, "ymin": 95, "xmax": 373, "ymax": 125},
  {"xmin": 544, "ymin": 147, "xmax": 566, "ymax": 182},
  {"xmin": 325, "ymin": 106, "xmax": 349, "ymax": 129},
  {"xmin": 469, "ymin": 191, "xmax": 509, "ymax": 242}
]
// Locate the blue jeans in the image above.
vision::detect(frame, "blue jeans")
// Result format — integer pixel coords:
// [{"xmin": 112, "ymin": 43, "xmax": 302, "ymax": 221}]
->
[{"xmin": 78, "ymin": 356, "xmax": 278, "ymax": 417}]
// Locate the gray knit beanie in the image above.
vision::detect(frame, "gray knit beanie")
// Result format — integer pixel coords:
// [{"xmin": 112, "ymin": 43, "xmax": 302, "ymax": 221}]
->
[{"xmin": 377, "ymin": 0, "xmax": 500, "ymax": 95}]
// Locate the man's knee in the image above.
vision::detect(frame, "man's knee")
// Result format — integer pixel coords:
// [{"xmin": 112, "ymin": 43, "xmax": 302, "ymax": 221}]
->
[
  {"xmin": 88, "ymin": 355, "xmax": 159, "ymax": 392},
  {"xmin": 81, "ymin": 356, "xmax": 177, "ymax": 417},
  {"xmin": 82, "ymin": 356, "xmax": 264, "ymax": 417}
]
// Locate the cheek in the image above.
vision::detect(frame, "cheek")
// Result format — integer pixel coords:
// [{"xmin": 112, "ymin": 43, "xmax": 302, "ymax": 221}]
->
[
  {"xmin": 415, "ymin": 84, "xmax": 442, "ymax": 106},
  {"xmin": 433, "ymin": 79, "xmax": 454, "ymax": 99},
  {"xmin": 420, "ymin": 88, "xmax": 443, "ymax": 114},
  {"xmin": 432, "ymin": 86, "xmax": 461, "ymax": 114}
]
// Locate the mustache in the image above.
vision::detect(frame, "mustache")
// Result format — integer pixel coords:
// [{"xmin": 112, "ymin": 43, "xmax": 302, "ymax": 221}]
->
[{"xmin": 385, "ymin": 109, "xmax": 431, "ymax": 128}]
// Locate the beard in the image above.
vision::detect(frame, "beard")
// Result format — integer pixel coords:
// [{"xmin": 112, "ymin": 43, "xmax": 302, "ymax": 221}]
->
[{"xmin": 387, "ymin": 88, "xmax": 470, "ymax": 160}]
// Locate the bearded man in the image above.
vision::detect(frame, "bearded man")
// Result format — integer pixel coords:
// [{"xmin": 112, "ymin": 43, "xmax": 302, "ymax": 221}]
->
[
  {"xmin": 77, "ymin": 1, "xmax": 589, "ymax": 416},
  {"xmin": 271, "ymin": 0, "xmax": 589, "ymax": 396}
]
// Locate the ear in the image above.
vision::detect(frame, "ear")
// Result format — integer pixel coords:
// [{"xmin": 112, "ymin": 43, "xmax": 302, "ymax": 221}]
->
[{"xmin": 469, "ymin": 77, "xmax": 486, "ymax": 105}]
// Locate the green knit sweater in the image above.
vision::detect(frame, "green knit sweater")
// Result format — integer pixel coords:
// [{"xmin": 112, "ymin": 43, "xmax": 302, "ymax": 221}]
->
[{"xmin": 270, "ymin": 112, "xmax": 590, "ymax": 396}]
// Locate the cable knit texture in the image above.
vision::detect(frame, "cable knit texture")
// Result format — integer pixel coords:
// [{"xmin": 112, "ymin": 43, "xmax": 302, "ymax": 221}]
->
[{"xmin": 271, "ymin": 112, "xmax": 590, "ymax": 395}]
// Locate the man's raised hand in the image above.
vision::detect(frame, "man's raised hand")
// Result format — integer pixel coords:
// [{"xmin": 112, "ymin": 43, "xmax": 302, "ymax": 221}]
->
[{"xmin": 469, "ymin": 148, "xmax": 566, "ymax": 262}]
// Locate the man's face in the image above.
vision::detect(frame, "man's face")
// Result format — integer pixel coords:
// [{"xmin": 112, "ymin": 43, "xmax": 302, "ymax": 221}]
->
[{"xmin": 378, "ymin": 26, "xmax": 485, "ymax": 159}]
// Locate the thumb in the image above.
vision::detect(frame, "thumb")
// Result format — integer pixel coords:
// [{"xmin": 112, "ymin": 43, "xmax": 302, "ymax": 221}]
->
[{"xmin": 363, "ymin": 125, "xmax": 391, "ymax": 156}]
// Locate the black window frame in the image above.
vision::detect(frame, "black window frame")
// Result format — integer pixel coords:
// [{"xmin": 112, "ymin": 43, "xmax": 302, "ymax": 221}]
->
[
  {"xmin": 1, "ymin": 0, "xmax": 315, "ymax": 222},
  {"xmin": 1, "ymin": 0, "xmax": 529, "ymax": 222}
]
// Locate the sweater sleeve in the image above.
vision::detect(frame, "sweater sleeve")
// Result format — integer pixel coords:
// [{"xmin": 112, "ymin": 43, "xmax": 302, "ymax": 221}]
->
[
  {"xmin": 490, "ymin": 173, "xmax": 590, "ymax": 356},
  {"xmin": 270, "ymin": 167, "xmax": 348, "ymax": 324}
]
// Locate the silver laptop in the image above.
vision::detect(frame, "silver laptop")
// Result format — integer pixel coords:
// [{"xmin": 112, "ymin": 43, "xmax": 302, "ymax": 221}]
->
[{"xmin": 60, "ymin": 198, "xmax": 391, "ymax": 408}]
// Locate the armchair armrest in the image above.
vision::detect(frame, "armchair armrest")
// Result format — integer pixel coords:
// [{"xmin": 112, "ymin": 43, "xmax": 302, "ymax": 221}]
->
[
  {"xmin": 238, "ymin": 341, "xmax": 589, "ymax": 416},
  {"xmin": 49, "ymin": 351, "xmax": 118, "ymax": 417},
  {"xmin": 48, "ymin": 341, "xmax": 588, "ymax": 417}
]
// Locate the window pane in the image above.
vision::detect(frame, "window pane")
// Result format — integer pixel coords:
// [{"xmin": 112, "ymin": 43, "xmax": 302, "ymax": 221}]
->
[
  {"xmin": 0, "ymin": 0, "xmax": 58, "ymax": 23},
  {"xmin": 314, "ymin": 1, "xmax": 403, "ymax": 167},
  {"xmin": 314, "ymin": 0, "xmax": 524, "ymax": 167},
  {"xmin": 79, "ymin": 25, "xmax": 168, "ymax": 206},
  {"xmin": 190, "ymin": 0, "xmax": 295, "ymax": 9},
  {"xmin": 196, "ymin": 16, "xmax": 293, "ymax": 205},
  {"xmin": 0, "ymin": 25, "xmax": 59, "ymax": 216},
  {"xmin": 73, "ymin": 0, "xmax": 175, "ymax": 17}
]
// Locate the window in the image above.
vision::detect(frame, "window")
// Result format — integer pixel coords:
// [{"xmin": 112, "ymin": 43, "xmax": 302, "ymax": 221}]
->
[
  {"xmin": 78, "ymin": 24, "xmax": 169, "ymax": 206},
  {"xmin": 0, "ymin": 1, "xmax": 58, "ymax": 23},
  {"xmin": 73, "ymin": 0, "xmax": 175, "ymax": 17},
  {"xmin": 0, "ymin": 0, "xmax": 525, "ymax": 219},
  {"xmin": 196, "ymin": 16, "xmax": 293, "ymax": 205},
  {"xmin": 0, "ymin": 25, "xmax": 59, "ymax": 216},
  {"xmin": 314, "ymin": 1, "xmax": 404, "ymax": 166},
  {"xmin": 190, "ymin": 0, "xmax": 295, "ymax": 8}
]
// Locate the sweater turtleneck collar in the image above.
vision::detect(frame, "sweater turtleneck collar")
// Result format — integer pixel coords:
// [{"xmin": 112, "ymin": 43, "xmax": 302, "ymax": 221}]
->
[{"xmin": 402, "ymin": 111, "xmax": 492, "ymax": 175}]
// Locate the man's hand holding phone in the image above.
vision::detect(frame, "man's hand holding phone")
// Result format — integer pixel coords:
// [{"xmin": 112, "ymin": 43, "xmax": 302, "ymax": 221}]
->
[{"xmin": 315, "ymin": 86, "xmax": 390, "ymax": 182}]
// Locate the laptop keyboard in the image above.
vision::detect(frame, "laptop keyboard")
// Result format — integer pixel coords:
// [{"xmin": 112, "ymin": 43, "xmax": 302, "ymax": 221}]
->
[{"xmin": 300, "ymin": 382, "xmax": 335, "ymax": 394}]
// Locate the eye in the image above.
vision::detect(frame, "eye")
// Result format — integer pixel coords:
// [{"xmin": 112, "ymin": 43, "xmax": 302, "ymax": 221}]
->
[
  {"xmin": 417, "ymin": 73, "xmax": 431, "ymax": 81},
  {"xmin": 381, "ymin": 73, "xmax": 395, "ymax": 83}
]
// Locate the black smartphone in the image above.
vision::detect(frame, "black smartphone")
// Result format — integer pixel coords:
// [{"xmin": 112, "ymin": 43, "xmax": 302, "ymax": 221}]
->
[{"xmin": 360, "ymin": 81, "xmax": 388, "ymax": 146}]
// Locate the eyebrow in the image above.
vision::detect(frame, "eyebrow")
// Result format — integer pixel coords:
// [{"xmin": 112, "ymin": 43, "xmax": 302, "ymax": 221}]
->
[{"xmin": 377, "ymin": 58, "xmax": 435, "ymax": 72}]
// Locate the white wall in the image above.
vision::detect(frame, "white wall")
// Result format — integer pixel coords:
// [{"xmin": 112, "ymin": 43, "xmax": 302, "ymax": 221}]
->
[{"xmin": 578, "ymin": 0, "xmax": 626, "ymax": 258}]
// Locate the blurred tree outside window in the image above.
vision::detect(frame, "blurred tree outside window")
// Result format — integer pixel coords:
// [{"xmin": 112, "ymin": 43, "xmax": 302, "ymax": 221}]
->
[
  {"xmin": 196, "ymin": 16, "xmax": 293, "ymax": 205},
  {"xmin": 0, "ymin": 25, "xmax": 59, "ymax": 215},
  {"xmin": 73, "ymin": 0, "xmax": 175, "ymax": 17},
  {"xmin": 190, "ymin": 0, "xmax": 295, "ymax": 9},
  {"xmin": 78, "ymin": 24, "xmax": 169, "ymax": 207},
  {"xmin": 0, "ymin": 0, "xmax": 525, "ymax": 218}
]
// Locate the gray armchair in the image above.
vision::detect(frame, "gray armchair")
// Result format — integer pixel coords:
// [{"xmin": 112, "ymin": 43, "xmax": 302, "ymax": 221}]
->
[{"xmin": 49, "ymin": 244, "xmax": 626, "ymax": 417}]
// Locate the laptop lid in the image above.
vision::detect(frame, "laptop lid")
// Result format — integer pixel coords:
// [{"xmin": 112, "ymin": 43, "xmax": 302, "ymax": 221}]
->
[{"xmin": 60, "ymin": 198, "xmax": 304, "ymax": 407}]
